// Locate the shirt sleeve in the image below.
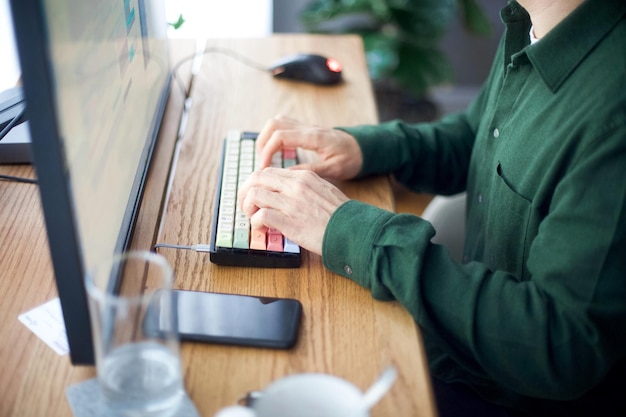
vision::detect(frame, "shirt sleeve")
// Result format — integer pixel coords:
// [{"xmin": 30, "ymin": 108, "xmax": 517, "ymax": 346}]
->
[
  {"xmin": 336, "ymin": 80, "xmax": 488, "ymax": 196},
  {"xmin": 322, "ymin": 118, "xmax": 626, "ymax": 402}
]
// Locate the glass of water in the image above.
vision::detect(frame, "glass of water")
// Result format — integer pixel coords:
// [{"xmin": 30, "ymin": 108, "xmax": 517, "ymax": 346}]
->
[{"xmin": 85, "ymin": 250, "xmax": 184, "ymax": 417}]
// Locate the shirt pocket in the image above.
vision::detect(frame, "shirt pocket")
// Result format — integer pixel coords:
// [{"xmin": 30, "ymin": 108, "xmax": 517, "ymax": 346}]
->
[{"xmin": 485, "ymin": 162, "xmax": 532, "ymax": 280}]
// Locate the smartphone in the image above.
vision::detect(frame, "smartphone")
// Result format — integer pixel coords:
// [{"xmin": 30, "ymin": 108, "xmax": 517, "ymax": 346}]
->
[{"xmin": 146, "ymin": 290, "xmax": 302, "ymax": 349}]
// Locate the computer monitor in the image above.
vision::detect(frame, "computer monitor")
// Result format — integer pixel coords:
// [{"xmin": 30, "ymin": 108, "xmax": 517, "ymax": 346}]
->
[{"xmin": 10, "ymin": 0, "xmax": 171, "ymax": 364}]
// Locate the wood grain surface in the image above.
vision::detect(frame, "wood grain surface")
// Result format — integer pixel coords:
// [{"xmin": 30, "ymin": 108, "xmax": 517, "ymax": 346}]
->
[
  {"xmin": 0, "ymin": 36, "xmax": 436, "ymax": 417},
  {"xmin": 154, "ymin": 35, "xmax": 436, "ymax": 417}
]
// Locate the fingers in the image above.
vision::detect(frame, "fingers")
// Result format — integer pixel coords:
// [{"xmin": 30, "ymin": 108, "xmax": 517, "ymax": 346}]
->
[
  {"xmin": 238, "ymin": 168, "xmax": 309, "ymax": 248},
  {"xmin": 256, "ymin": 116, "xmax": 296, "ymax": 169},
  {"xmin": 237, "ymin": 168, "xmax": 350, "ymax": 255},
  {"xmin": 255, "ymin": 114, "xmax": 363, "ymax": 180},
  {"xmin": 256, "ymin": 115, "xmax": 298, "ymax": 150},
  {"xmin": 238, "ymin": 167, "xmax": 295, "ymax": 213},
  {"xmin": 238, "ymin": 168, "xmax": 277, "ymax": 222},
  {"xmin": 257, "ymin": 129, "xmax": 304, "ymax": 170},
  {"xmin": 256, "ymin": 115, "xmax": 319, "ymax": 170}
]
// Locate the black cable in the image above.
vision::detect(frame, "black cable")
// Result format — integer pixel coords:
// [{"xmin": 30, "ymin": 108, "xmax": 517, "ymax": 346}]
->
[
  {"xmin": 0, "ymin": 174, "xmax": 37, "ymax": 184},
  {"xmin": 1, "ymin": 47, "xmax": 265, "ymax": 183},
  {"xmin": 0, "ymin": 105, "xmax": 26, "ymax": 142},
  {"xmin": 154, "ymin": 242, "xmax": 211, "ymax": 252},
  {"xmin": 0, "ymin": 106, "xmax": 36, "ymax": 184}
]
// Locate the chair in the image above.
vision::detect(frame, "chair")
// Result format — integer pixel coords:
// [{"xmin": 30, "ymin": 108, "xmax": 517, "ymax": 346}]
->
[{"xmin": 420, "ymin": 193, "xmax": 467, "ymax": 262}]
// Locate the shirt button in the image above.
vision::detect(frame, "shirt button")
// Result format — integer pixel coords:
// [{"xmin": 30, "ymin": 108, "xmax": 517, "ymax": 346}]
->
[
  {"xmin": 344, "ymin": 265, "xmax": 353, "ymax": 275},
  {"xmin": 493, "ymin": 128, "xmax": 500, "ymax": 138}
]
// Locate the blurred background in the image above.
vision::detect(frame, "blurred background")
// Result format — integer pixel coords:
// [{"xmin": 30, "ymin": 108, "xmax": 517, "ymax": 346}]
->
[
  {"xmin": 1, "ymin": 0, "xmax": 505, "ymax": 122},
  {"xmin": 161, "ymin": 0, "xmax": 504, "ymax": 121}
]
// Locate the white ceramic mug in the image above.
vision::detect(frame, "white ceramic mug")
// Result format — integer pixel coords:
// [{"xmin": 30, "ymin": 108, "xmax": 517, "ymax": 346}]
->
[{"xmin": 215, "ymin": 366, "xmax": 397, "ymax": 417}]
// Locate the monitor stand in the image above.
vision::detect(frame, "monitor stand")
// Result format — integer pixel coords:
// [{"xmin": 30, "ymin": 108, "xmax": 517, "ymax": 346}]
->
[{"xmin": 0, "ymin": 121, "xmax": 31, "ymax": 164}]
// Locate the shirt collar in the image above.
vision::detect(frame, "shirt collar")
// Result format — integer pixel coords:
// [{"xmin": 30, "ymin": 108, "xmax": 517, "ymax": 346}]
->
[{"xmin": 501, "ymin": 0, "xmax": 626, "ymax": 93}]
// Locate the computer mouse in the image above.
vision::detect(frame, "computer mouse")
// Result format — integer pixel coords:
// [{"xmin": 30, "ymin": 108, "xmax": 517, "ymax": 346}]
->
[{"xmin": 268, "ymin": 54, "xmax": 343, "ymax": 86}]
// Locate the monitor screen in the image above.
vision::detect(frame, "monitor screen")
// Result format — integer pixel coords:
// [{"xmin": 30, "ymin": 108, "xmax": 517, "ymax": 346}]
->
[{"xmin": 10, "ymin": 0, "xmax": 171, "ymax": 364}]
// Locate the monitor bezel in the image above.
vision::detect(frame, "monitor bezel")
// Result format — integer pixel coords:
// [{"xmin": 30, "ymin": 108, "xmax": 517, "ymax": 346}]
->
[{"xmin": 10, "ymin": 0, "xmax": 172, "ymax": 365}]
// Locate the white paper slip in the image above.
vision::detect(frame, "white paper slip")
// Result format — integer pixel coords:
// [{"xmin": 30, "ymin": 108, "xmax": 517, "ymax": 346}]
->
[{"xmin": 19, "ymin": 297, "xmax": 70, "ymax": 355}]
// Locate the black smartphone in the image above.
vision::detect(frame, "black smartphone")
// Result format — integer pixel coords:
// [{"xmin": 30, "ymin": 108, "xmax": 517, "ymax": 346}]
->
[{"xmin": 146, "ymin": 290, "xmax": 302, "ymax": 349}]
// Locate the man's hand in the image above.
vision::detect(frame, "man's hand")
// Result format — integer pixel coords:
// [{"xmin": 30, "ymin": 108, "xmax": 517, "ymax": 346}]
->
[
  {"xmin": 238, "ymin": 167, "xmax": 350, "ymax": 255},
  {"xmin": 256, "ymin": 115, "xmax": 363, "ymax": 181}
]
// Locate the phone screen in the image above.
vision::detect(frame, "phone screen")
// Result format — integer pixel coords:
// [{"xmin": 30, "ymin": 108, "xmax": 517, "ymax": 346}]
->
[{"xmin": 150, "ymin": 290, "xmax": 302, "ymax": 349}]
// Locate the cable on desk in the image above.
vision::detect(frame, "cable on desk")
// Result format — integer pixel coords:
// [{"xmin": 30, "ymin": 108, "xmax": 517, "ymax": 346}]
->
[
  {"xmin": 0, "ymin": 174, "xmax": 37, "ymax": 184},
  {"xmin": 171, "ymin": 46, "xmax": 269, "ymax": 98},
  {"xmin": 154, "ymin": 242, "xmax": 211, "ymax": 252},
  {"xmin": 159, "ymin": 47, "xmax": 272, "ymax": 256},
  {"xmin": 0, "ymin": 106, "xmax": 26, "ymax": 142}
]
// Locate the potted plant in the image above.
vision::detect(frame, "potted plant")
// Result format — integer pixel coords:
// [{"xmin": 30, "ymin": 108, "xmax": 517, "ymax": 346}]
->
[{"xmin": 299, "ymin": 0, "xmax": 492, "ymax": 119}]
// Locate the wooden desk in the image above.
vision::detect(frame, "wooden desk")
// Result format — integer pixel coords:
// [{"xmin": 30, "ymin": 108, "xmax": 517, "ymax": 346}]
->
[{"xmin": 0, "ymin": 35, "xmax": 436, "ymax": 417}]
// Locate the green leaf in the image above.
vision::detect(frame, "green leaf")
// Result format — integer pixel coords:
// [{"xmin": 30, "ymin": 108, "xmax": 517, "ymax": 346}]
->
[
  {"xmin": 168, "ymin": 14, "xmax": 185, "ymax": 30},
  {"xmin": 390, "ymin": 4, "xmax": 455, "ymax": 40},
  {"xmin": 457, "ymin": 0, "xmax": 492, "ymax": 35},
  {"xmin": 297, "ymin": 0, "xmax": 489, "ymax": 95},
  {"xmin": 391, "ymin": 44, "xmax": 453, "ymax": 96},
  {"xmin": 362, "ymin": 32, "xmax": 400, "ymax": 79},
  {"xmin": 370, "ymin": 0, "xmax": 391, "ymax": 20},
  {"xmin": 300, "ymin": 0, "xmax": 372, "ymax": 27}
]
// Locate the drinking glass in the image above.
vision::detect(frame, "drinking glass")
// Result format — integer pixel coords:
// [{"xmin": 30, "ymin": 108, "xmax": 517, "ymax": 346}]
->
[{"xmin": 85, "ymin": 250, "xmax": 184, "ymax": 417}]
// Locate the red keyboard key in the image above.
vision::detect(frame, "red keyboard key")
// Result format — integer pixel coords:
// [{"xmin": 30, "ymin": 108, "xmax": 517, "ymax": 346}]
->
[{"xmin": 267, "ymin": 231, "xmax": 284, "ymax": 252}]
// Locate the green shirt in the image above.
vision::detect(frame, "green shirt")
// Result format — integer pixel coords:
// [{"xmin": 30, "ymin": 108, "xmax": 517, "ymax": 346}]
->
[{"xmin": 324, "ymin": 0, "xmax": 626, "ymax": 413}]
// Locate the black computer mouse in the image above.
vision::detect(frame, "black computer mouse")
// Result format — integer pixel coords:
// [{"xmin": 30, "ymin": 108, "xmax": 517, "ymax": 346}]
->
[{"xmin": 268, "ymin": 53, "xmax": 343, "ymax": 86}]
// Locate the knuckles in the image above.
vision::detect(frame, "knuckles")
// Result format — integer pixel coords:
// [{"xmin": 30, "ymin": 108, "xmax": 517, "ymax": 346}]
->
[{"xmin": 294, "ymin": 169, "xmax": 320, "ymax": 185}]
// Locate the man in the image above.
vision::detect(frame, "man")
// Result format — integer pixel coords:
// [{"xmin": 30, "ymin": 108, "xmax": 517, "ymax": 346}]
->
[{"xmin": 238, "ymin": 0, "xmax": 626, "ymax": 415}]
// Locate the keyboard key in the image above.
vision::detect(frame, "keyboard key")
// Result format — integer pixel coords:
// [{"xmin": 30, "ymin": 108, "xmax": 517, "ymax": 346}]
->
[
  {"xmin": 283, "ymin": 147, "xmax": 296, "ymax": 159},
  {"xmin": 215, "ymin": 231, "xmax": 233, "ymax": 248},
  {"xmin": 284, "ymin": 238, "xmax": 300, "ymax": 254},
  {"xmin": 267, "ymin": 231, "xmax": 283, "ymax": 252},
  {"xmin": 233, "ymin": 228, "xmax": 250, "ymax": 249},
  {"xmin": 250, "ymin": 228, "xmax": 266, "ymax": 250}
]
